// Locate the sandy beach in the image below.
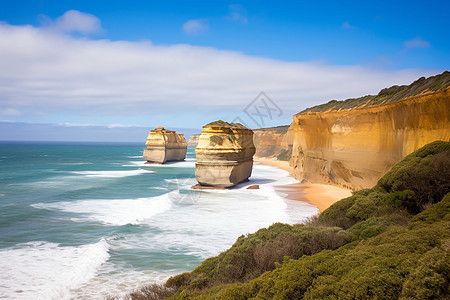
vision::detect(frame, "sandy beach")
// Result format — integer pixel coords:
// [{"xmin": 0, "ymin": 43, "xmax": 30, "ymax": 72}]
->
[{"xmin": 255, "ymin": 158, "xmax": 352, "ymax": 213}]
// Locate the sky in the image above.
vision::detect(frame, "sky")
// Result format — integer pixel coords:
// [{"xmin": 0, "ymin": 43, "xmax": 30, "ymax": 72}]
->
[{"xmin": 0, "ymin": 0, "xmax": 449, "ymax": 141}]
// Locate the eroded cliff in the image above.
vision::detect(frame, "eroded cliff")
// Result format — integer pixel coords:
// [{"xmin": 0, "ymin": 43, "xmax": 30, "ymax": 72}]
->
[
  {"xmin": 143, "ymin": 126, "xmax": 187, "ymax": 163},
  {"xmin": 194, "ymin": 121, "xmax": 255, "ymax": 188},
  {"xmin": 291, "ymin": 73, "xmax": 450, "ymax": 190},
  {"xmin": 188, "ymin": 134, "xmax": 200, "ymax": 147},
  {"xmin": 253, "ymin": 125, "xmax": 293, "ymax": 160}
]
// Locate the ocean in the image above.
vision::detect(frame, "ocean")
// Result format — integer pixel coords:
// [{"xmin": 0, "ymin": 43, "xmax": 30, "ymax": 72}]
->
[{"xmin": 0, "ymin": 141, "xmax": 317, "ymax": 299}]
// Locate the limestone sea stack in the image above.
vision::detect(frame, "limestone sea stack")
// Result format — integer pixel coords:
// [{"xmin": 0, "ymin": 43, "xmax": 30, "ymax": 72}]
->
[
  {"xmin": 143, "ymin": 126, "xmax": 187, "ymax": 164},
  {"xmin": 188, "ymin": 134, "xmax": 200, "ymax": 147},
  {"xmin": 194, "ymin": 121, "xmax": 255, "ymax": 188}
]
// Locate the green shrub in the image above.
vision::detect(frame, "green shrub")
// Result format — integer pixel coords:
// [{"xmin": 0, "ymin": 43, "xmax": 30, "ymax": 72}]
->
[
  {"xmin": 167, "ymin": 223, "xmax": 351, "ymax": 292},
  {"xmin": 377, "ymin": 141, "xmax": 450, "ymax": 213},
  {"xmin": 130, "ymin": 141, "xmax": 450, "ymax": 300}
]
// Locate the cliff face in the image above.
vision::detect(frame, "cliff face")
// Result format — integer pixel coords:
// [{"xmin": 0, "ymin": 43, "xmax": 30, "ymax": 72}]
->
[
  {"xmin": 195, "ymin": 121, "xmax": 255, "ymax": 187},
  {"xmin": 291, "ymin": 88, "xmax": 450, "ymax": 190},
  {"xmin": 188, "ymin": 134, "xmax": 200, "ymax": 147},
  {"xmin": 143, "ymin": 126, "xmax": 187, "ymax": 163},
  {"xmin": 253, "ymin": 125, "xmax": 293, "ymax": 160}
]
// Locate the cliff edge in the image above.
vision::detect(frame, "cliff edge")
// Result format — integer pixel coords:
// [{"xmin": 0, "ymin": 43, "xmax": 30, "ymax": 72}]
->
[{"xmin": 291, "ymin": 72, "xmax": 450, "ymax": 190}]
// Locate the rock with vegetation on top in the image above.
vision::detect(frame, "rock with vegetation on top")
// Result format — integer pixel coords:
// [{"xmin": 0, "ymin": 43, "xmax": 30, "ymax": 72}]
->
[
  {"xmin": 194, "ymin": 120, "xmax": 255, "ymax": 188},
  {"xmin": 291, "ymin": 71, "xmax": 450, "ymax": 190},
  {"xmin": 143, "ymin": 126, "xmax": 187, "ymax": 164}
]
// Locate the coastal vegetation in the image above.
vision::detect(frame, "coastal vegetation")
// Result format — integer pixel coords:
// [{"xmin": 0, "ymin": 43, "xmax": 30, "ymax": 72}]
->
[
  {"xmin": 128, "ymin": 141, "xmax": 449, "ymax": 299},
  {"xmin": 301, "ymin": 71, "xmax": 450, "ymax": 113},
  {"xmin": 205, "ymin": 120, "xmax": 248, "ymax": 129}
]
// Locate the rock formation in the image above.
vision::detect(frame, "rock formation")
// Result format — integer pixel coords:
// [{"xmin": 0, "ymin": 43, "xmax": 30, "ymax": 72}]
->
[
  {"xmin": 291, "ymin": 72, "xmax": 450, "ymax": 190},
  {"xmin": 194, "ymin": 121, "xmax": 255, "ymax": 188},
  {"xmin": 143, "ymin": 126, "xmax": 187, "ymax": 163},
  {"xmin": 188, "ymin": 134, "xmax": 200, "ymax": 147},
  {"xmin": 253, "ymin": 125, "xmax": 293, "ymax": 160}
]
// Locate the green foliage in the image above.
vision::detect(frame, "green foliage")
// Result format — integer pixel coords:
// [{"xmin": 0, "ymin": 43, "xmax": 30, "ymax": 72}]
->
[
  {"xmin": 190, "ymin": 215, "xmax": 449, "ymax": 300},
  {"xmin": 377, "ymin": 141, "xmax": 450, "ymax": 213},
  {"xmin": 409, "ymin": 193, "xmax": 450, "ymax": 228},
  {"xmin": 132, "ymin": 141, "xmax": 450, "ymax": 299},
  {"xmin": 317, "ymin": 189, "xmax": 388, "ymax": 229},
  {"xmin": 166, "ymin": 223, "xmax": 351, "ymax": 291},
  {"xmin": 206, "ymin": 120, "xmax": 248, "ymax": 129},
  {"xmin": 300, "ymin": 71, "xmax": 450, "ymax": 113},
  {"xmin": 255, "ymin": 125, "xmax": 290, "ymax": 133}
]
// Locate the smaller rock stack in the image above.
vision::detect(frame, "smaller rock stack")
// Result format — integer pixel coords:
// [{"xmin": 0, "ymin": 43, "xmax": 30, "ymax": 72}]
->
[
  {"xmin": 194, "ymin": 121, "xmax": 255, "ymax": 188},
  {"xmin": 188, "ymin": 134, "xmax": 200, "ymax": 147},
  {"xmin": 143, "ymin": 126, "xmax": 187, "ymax": 164}
]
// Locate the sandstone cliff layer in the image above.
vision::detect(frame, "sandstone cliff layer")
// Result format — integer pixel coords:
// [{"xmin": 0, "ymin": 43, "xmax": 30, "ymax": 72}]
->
[
  {"xmin": 195, "ymin": 121, "xmax": 255, "ymax": 187},
  {"xmin": 253, "ymin": 125, "xmax": 293, "ymax": 160},
  {"xmin": 188, "ymin": 134, "xmax": 200, "ymax": 147},
  {"xmin": 143, "ymin": 126, "xmax": 187, "ymax": 163},
  {"xmin": 291, "ymin": 85, "xmax": 450, "ymax": 190}
]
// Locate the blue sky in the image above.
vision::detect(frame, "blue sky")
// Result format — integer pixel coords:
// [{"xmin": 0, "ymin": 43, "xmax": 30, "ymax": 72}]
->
[{"xmin": 0, "ymin": 0, "xmax": 449, "ymax": 141}]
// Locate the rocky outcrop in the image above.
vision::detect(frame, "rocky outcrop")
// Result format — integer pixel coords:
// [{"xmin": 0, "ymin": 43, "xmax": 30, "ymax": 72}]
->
[
  {"xmin": 291, "ymin": 80, "xmax": 450, "ymax": 190},
  {"xmin": 188, "ymin": 134, "xmax": 200, "ymax": 147},
  {"xmin": 194, "ymin": 121, "xmax": 255, "ymax": 188},
  {"xmin": 253, "ymin": 125, "xmax": 293, "ymax": 160},
  {"xmin": 143, "ymin": 126, "xmax": 187, "ymax": 163}
]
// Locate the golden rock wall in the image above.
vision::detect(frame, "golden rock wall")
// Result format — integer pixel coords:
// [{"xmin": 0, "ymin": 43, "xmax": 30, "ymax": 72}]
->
[{"xmin": 291, "ymin": 89, "xmax": 450, "ymax": 190}]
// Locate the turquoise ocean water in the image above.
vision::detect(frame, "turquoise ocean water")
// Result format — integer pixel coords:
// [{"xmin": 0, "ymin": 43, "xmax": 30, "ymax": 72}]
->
[{"xmin": 0, "ymin": 141, "xmax": 317, "ymax": 299}]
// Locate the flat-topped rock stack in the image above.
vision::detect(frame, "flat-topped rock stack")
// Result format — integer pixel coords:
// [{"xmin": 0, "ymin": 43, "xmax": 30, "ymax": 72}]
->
[
  {"xmin": 188, "ymin": 134, "xmax": 200, "ymax": 147},
  {"xmin": 194, "ymin": 121, "xmax": 255, "ymax": 188},
  {"xmin": 143, "ymin": 126, "xmax": 187, "ymax": 164}
]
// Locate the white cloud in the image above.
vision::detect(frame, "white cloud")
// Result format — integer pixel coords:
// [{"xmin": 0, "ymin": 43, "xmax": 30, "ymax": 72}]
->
[
  {"xmin": 226, "ymin": 4, "xmax": 248, "ymax": 24},
  {"xmin": 404, "ymin": 37, "xmax": 430, "ymax": 48},
  {"xmin": 182, "ymin": 19, "xmax": 208, "ymax": 35},
  {"xmin": 50, "ymin": 10, "xmax": 102, "ymax": 34},
  {"xmin": 0, "ymin": 108, "xmax": 21, "ymax": 116},
  {"xmin": 0, "ymin": 20, "xmax": 436, "ymax": 128}
]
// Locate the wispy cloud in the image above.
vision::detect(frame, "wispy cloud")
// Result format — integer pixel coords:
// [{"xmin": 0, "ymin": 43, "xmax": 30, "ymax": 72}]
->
[
  {"xmin": 0, "ymin": 108, "xmax": 21, "ymax": 116},
  {"xmin": 182, "ymin": 19, "xmax": 208, "ymax": 35},
  {"xmin": 0, "ymin": 11, "xmax": 435, "ymax": 128},
  {"xmin": 404, "ymin": 36, "xmax": 430, "ymax": 48},
  {"xmin": 226, "ymin": 4, "xmax": 248, "ymax": 24},
  {"xmin": 341, "ymin": 21, "xmax": 355, "ymax": 29}
]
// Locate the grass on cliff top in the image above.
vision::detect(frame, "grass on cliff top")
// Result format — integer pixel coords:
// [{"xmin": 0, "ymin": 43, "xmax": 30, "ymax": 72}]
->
[
  {"xmin": 300, "ymin": 71, "xmax": 450, "ymax": 114},
  {"xmin": 127, "ymin": 141, "xmax": 450, "ymax": 300},
  {"xmin": 254, "ymin": 125, "xmax": 290, "ymax": 133},
  {"xmin": 205, "ymin": 120, "xmax": 249, "ymax": 129}
]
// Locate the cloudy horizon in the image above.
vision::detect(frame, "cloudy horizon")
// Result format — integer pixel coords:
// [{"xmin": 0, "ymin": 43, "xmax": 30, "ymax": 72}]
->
[{"xmin": 0, "ymin": 1, "xmax": 448, "ymax": 141}]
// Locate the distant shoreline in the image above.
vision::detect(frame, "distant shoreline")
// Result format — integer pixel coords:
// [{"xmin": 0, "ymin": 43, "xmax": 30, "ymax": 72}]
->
[{"xmin": 255, "ymin": 158, "xmax": 352, "ymax": 213}]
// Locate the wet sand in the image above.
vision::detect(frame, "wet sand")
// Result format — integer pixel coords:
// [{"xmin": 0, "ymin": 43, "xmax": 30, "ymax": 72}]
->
[{"xmin": 255, "ymin": 158, "xmax": 352, "ymax": 213}]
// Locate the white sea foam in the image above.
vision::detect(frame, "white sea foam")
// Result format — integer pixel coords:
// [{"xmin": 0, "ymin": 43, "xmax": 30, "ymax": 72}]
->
[
  {"xmin": 71, "ymin": 169, "xmax": 153, "ymax": 178},
  {"xmin": 70, "ymin": 264, "xmax": 173, "ymax": 299},
  {"xmin": 124, "ymin": 160, "xmax": 195, "ymax": 168},
  {"xmin": 59, "ymin": 162, "xmax": 93, "ymax": 165},
  {"xmin": 0, "ymin": 239, "xmax": 110, "ymax": 300},
  {"xmin": 32, "ymin": 195, "xmax": 172, "ymax": 226},
  {"xmin": 112, "ymin": 164, "xmax": 317, "ymax": 259}
]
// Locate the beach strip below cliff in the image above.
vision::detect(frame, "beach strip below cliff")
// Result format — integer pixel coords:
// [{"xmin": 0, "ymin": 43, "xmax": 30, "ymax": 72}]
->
[{"xmin": 255, "ymin": 158, "xmax": 352, "ymax": 212}]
